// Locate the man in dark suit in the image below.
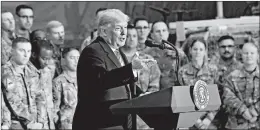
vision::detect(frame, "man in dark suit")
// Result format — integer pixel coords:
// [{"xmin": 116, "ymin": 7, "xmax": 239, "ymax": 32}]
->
[{"xmin": 73, "ymin": 9, "xmax": 142, "ymax": 130}]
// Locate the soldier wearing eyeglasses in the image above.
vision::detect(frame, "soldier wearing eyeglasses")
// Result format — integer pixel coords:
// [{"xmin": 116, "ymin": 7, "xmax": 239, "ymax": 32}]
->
[
  {"xmin": 15, "ymin": 5, "xmax": 34, "ymax": 40},
  {"xmin": 133, "ymin": 17, "xmax": 151, "ymax": 52},
  {"xmin": 209, "ymin": 35, "xmax": 243, "ymax": 129},
  {"xmin": 210, "ymin": 35, "xmax": 243, "ymax": 84}
]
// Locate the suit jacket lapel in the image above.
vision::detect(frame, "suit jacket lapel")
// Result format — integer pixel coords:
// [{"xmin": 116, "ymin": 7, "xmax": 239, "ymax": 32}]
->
[{"xmin": 98, "ymin": 37, "xmax": 121, "ymax": 68}]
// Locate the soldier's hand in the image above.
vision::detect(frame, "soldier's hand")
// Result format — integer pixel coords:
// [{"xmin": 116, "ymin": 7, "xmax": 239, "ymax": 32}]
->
[
  {"xmin": 1, "ymin": 125, "xmax": 9, "ymax": 129},
  {"xmin": 194, "ymin": 119, "xmax": 203, "ymax": 129},
  {"xmin": 132, "ymin": 58, "xmax": 143, "ymax": 70},
  {"xmin": 200, "ymin": 118, "xmax": 211, "ymax": 129},
  {"xmin": 139, "ymin": 92, "xmax": 152, "ymax": 97},
  {"xmin": 242, "ymin": 109, "xmax": 253, "ymax": 121},
  {"xmin": 27, "ymin": 122, "xmax": 43, "ymax": 129},
  {"xmin": 249, "ymin": 106, "xmax": 258, "ymax": 117},
  {"xmin": 249, "ymin": 116, "xmax": 257, "ymax": 123},
  {"xmin": 53, "ymin": 115, "xmax": 59, "ymax": 124},
  {"xmin": 43, "ymin": 64, "xmax": 55, "ymax": 73},
  {"xmin": 141, "ymin": 59, "xmax": 157, "ymax": 68}
]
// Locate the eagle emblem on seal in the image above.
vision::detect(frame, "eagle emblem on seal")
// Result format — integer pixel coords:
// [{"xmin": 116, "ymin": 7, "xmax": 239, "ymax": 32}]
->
[{"xmin": 193, "ymin": 80, "xmax": 209, "ymax": 110}]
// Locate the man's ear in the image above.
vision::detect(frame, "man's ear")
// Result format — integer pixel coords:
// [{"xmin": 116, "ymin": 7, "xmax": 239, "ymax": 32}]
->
[
  {"xmin": 15, "ymin": 14, "xmax": 20, "ymax": 23},
  {"xmin": 150, "ymin": 32, "xmax": 155, "ymax": 40},
  {"xmin": 100, "ymin": 27, "xmax": 107, "ymax": 37},
  {"xmin": 11, "ymin": 48, "xmax": 15, "ymax": 57}
]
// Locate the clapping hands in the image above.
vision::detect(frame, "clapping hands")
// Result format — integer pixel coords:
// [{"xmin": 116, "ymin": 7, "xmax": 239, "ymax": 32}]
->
[
  {"xmin": 27, "ymin": 122, "xmax": 43, "ymax": 129},
  {"xmin": 243, "ymin": 107, "xmax": 258, "ymax": 123},
  {"xmin": 195, "ymin": 118, "xmax": 211, "ymax": 130},
  {"xmin": 132, "ymin": 58, "xmax": 143, "ymax": 70}
]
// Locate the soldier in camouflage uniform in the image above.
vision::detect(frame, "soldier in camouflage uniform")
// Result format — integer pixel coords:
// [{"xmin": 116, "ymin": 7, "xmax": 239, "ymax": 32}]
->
[
  {"xmin": 209, "ymin": 35, "xmax": 243, "ymax": 129},
  {"xmin": 121, "ymin": 24, "xmax": 161, "ymax": 95},
  {"xmin": 1, "ymin": 37, "xmax": 45, "ymax": 129},
  {"xmin": 210, "ymin": 35, "xmax": 243, "ymax": 84},
  {"xmin": 140, "ymin": 21, "xmax": 189, "ymax": 89},
  {"xmin": 222, "ymin": 42, "xmax": 260, "ymax": 129},
  {"xmin": 53, "ymin": 48, "xmax": 80, "ymax": 129},
  {"xmin": 46, "ymin": 20, "xmax": 65, "ymax": 77},
  {"xmin": 1, "ymin": 11, "xmax": 17, "ymax": 65},
  {"xmin": 30, "ymin": 40, "xmax": 56, "ymax": 129},
  {"xmin": 178, "ymin": 39, "xmax": 219, "ymax": 129}
]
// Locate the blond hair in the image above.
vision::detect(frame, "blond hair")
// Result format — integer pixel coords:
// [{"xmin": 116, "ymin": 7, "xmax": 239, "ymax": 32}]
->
[{"xmin": 45, "ymin": 20, "xmax": 64, "ymax": 33}]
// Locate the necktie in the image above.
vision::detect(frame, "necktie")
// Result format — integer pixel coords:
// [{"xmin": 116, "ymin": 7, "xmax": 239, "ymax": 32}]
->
[
  {"xmin": 114, "ymin": 50, "xmax": 124, "ymax": 66},
  {"xmin": 114, "ymin": 50, "xmax": 134, "ymax": 129}
]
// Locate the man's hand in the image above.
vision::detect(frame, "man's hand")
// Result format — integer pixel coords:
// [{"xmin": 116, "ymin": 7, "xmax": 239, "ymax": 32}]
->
[
  {"xmin": 27, "ymin": 122, "xmax": 43, "ymax": 129},
  {"xmin": 242, "ymin": 109, "xmax": 253, "ymax": 121},
  {"xmin": 44, "ymin": 64, "xmax": 56, "ymax": 72}
]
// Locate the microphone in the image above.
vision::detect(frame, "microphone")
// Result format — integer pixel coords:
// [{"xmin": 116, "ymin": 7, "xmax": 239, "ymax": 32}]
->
[
  {"xmin": 144, "ymin": 39, "xmax": 173, "ymax": 50},
  {"xmin": 145, "ymin": 38, "xmax": 181, "ymax": 85}
]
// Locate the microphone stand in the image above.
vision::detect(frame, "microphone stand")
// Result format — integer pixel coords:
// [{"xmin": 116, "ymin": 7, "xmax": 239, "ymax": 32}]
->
[{"xmin": 161, "ymin": 41, "xmax": 180, "ymax": 86}]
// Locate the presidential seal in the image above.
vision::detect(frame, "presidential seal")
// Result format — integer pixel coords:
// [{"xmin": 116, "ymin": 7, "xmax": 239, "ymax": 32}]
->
[{"xmin": 193, "ymin": 80, "xmax": 209, "ymax": 110}]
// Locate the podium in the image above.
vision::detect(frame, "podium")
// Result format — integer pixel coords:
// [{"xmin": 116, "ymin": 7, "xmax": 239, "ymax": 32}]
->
[{"xmin": 110, "ymin": 83, "xmax": 221, "ymax": 130}]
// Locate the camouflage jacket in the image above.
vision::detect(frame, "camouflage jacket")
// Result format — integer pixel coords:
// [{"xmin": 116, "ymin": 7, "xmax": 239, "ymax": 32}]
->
[
  {"xmin": 53, "ymin": 72, "xmax": 78, "ymax": 126},
  {"xmin": 140, "ymin": 46, "xmax": 189, "ymax": 89},
  {"xmin": 36, "ymin": 68, "xmax": 56, "ymax": 129},
  {"xmin": 51, "ymin": 42, "xmax": 64, "ymax": 78},
  {"xmin": 178, "ymin": 61, "xmax": 219, "ymax": 127},
  {"xmin": 1, "ymin": 93, "xmax": 11, "ymax": 128},
  {"xmin": 222, "ymin": 65, "xmax": 260, "ymax": 129},
  {"xmin": 131, "ymin": 52, "xmax": 161, "ymax": 93},
  {"xmin": 209, "ymin": 55, "xmax": 243, "ymax": 84},
  {"xmin": 1, "ymin": 37, "xmax": 13, "ymax": 65},
  {"xmin": 178, "ymin": 62, "xmax": 219, "ymax": 86},
  {"xmin": 1, "ymin": 60, "xmax": 45, "ymax": 128}
]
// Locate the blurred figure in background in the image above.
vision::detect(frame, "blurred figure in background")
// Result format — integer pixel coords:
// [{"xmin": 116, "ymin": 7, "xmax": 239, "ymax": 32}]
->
[
  {"xmin": 142, "ymin": 21, "xmax": 188, "ymax": 89},
  {"xmin": 30, "ymin": 29, "xmax": 47, "ymax": 59},
  {"xmin": 1, "ymin": 10, "xmax": 17, "ymax": 65},
  {"xmin": 30, "ymin": 29, "xmax": 46, "ymax": 42},
  {"xmin": 133, "ymin": 17, "xmax": 150, "ymax": 52},
  {"xmin": 244, "ymin": 1, "xmax": 260, "ymax": 16},
  {"xmin": 46, "ymin": 20, "xmax": 65, "ymax": 76}
]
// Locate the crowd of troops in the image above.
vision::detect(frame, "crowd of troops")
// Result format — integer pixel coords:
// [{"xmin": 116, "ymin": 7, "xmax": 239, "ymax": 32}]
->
[{"xmin": 1, "ymin": 4, "xmax": 259, "ymax": 130}]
